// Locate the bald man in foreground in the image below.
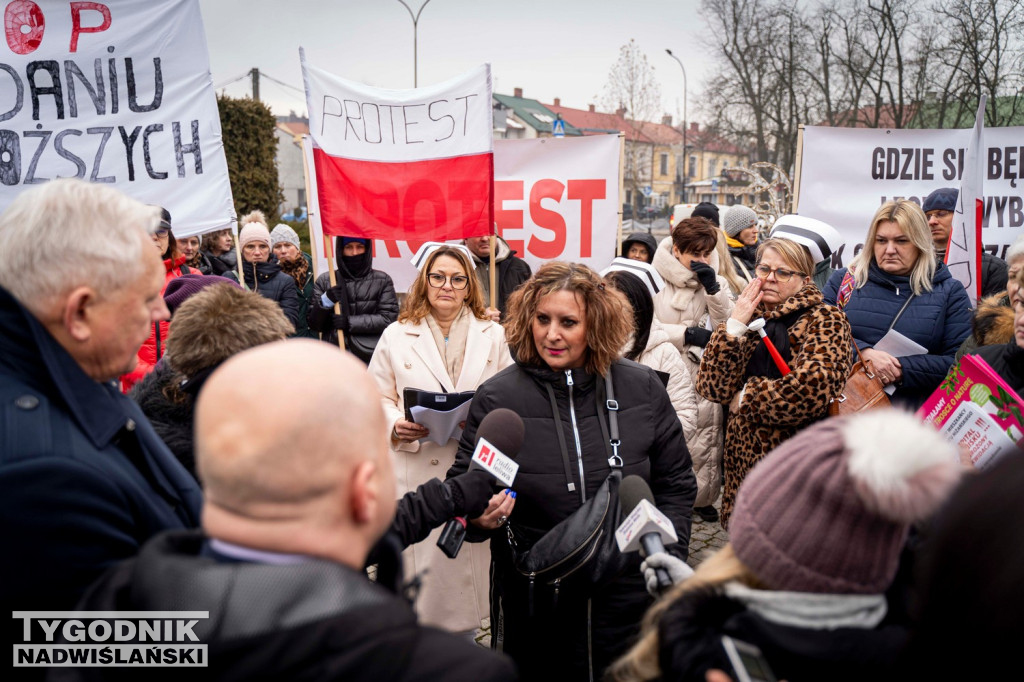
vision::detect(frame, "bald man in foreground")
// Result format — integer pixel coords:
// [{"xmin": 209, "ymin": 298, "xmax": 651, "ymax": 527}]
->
[{"xmin": 69, "ymin": 340, "xmax": 517, "ymax": 681}]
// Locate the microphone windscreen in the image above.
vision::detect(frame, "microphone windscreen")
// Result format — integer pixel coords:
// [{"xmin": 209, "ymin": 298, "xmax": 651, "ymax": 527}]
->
[
  {"xmin": 620, "ymin": 475, "xmax": 655, "ymax": 516},
  {"xmin": 475, "ymin": 408, "xmax": 525, "ymax": 460}
]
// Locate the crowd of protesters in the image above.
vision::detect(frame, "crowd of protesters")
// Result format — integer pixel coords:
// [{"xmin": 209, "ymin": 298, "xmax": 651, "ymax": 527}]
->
[{"xmin": 3, "ymin": 178, "xmax": 1023, "ymax": 681}]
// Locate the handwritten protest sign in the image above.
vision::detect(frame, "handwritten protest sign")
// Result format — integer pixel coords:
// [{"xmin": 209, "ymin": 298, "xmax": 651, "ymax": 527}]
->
[
  {"xmin": 0, "ymin": 0, "xmax": 236, "ymax": 236},
  {"xmin": 301, "ymin": 50, "xmax": 493, "ymax": 244}
]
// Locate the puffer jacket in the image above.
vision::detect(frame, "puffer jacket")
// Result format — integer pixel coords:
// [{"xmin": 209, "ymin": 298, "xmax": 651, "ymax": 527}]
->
[
  {"xmin": 823, "ymin": 261, "xmax": 972, "ymax": 409},
  {"xmin": 638, "ymin": 319, "xmax": 699, "ymax": 458},
  {"xmin": 447, "ymin": 359, "xmax": 697, "ymax": 682},
  {"xmin": 227, "ymin": 259, "xmax": 300, "ymax": 328},
  {"xmin": 120, "ymin": 255, "xmax": 188, "ymax": 393},
  {"xmin": 652, "ymin": 236, "xmax": 734, "ymax": 507},
  {"xmin": 309, "ymin": 269, "xmax": 399, "ymax": 347},
  {"xmin": 696, "ymin": 283, "xmax": 852, "ymax": 528}
]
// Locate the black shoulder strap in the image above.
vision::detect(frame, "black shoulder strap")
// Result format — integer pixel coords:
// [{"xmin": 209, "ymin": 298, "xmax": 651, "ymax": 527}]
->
[{"xmin": 604, "ymin": 371, "xmax": 622, "ymax": 469}]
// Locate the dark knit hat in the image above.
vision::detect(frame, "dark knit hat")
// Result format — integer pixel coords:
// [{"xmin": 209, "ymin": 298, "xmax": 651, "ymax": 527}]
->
[
  {"xmin": 163, "ymin": 274, "xmax": 241, "ymax": 314},
  {"xmin": 730, "ymin": 411, "xmax": 962, "ymax": 594},
  {"xmin": 923, "ymin": 187, "xmax": 958, "ymax": 213},
  {"xmin": 692, "ymin": 202, "xmax": 720, "ymax": 226}
]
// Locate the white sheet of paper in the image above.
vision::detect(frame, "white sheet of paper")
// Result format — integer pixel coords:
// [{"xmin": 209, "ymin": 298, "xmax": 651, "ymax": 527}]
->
[
  {"xmin": 873, "ymin": 329, "xmax": 928, "ymax": 395},
  {"xmin": 410, "ymin": 402, "xmax": 474, "ymax": 446}
]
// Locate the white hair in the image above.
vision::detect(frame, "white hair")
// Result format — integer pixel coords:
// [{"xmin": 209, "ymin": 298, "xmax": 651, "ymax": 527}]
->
[
  {"xmin": 1006, "ymin": 234, "xmax": 1024, "ymax": 264},
  {"xmin": 0, "ymin": 179, "xmax": 160, "ymax": 314}
]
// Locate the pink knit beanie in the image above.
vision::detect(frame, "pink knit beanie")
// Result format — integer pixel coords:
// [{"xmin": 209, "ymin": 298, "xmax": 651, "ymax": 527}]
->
[{"xmin": 730, "ymin": 410, "xmax": 963, "ymax": 594}]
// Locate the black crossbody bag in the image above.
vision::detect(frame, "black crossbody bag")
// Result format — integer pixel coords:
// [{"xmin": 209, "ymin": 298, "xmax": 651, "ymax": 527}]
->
[{"xmin": 506, "ymin": 371, "xmax": 628, "ymax": 608}]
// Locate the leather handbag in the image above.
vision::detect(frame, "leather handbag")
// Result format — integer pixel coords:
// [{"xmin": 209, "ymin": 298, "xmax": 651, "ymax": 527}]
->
[
  {"xmin": 506, "ymin": 373, "xmax": 628, "ymax": 602},
  {"xmin": 345, "ymin": 333, "xmax": 380, "ymax": 364},
  {"xmin": 829, "ymin": 344, "xmax": 890, "ymax": 415},
  {"xmin": 831, "ymin": 282, "xmax": 915, "ymax": 415}
]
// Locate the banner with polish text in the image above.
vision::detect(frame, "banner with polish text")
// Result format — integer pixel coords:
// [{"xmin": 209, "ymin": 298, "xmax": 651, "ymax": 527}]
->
[
  {"xmin": 0, "ymin": 0, "xmax": 236, "ymax": 237},
  {"xmin": 306, "ymin": 134, "xmax": 620, "ymax": 292},
  {"xmin": 301, "ymin": 50, "xmax": 493, "ymax": 244},
  {"xmin": 797, "ymin": 125, "xmax": 1024, "ymax": 267}
]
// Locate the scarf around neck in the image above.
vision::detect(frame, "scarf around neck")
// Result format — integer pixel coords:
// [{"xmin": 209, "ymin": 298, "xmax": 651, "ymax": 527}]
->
[{"xmin": 425, "ymin": 306, "xmax": 472, "ymax": 386}]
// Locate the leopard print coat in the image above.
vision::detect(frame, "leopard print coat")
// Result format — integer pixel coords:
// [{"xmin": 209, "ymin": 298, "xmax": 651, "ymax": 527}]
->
[{"xmin": 695, "ymin": 283, "xmax": 852, "ymax": 528}]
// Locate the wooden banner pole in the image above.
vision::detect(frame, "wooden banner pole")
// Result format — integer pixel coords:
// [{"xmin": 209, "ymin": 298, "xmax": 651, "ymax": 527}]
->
[{"xmin": 326, "ymin": 237, "xmax": 345, "ymax": 351}]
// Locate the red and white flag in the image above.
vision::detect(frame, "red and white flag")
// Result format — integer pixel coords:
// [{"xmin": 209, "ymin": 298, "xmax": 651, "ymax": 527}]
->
[
  {"xmin": 301, "ymin": 49, "xmax": 493, "ymax": 242},
  {"xmin": 946, "ymin": 96, "xmax": 987, "ymax": 306}
]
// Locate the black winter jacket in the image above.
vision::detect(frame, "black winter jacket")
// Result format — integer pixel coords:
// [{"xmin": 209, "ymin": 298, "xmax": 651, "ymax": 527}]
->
[
  {"xmin": 974, "ymin": 340, "xmax": 1024, "ymax": 395},
  {"xmin": 470, "ymin": 238, "xmax": 532, "ymax": 317},
  {"xmin": 204, "ymin": 248, "xmax": 237, "ymax": 277},
  {"xmin": 938, "ymin": 248, "xmax": 1009, "ymax": 298},
  {"xmin": 308, "ymin": 269, "xmax": 399, "ymax": 348},
  {"xmin": 60, "ymin": 531, "xmax": 517, "ymax": 682},
  {"xmin": 447, "ymin": 359, "xmax": 697, "ymax": 681},
  {"xmin": 226, "ymin": 260, "xmax": 300, "ymax": 328}
]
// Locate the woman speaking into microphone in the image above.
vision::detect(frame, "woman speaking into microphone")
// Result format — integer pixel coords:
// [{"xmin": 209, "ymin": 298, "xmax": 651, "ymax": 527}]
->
[
  {"xmin": 448, "ymin": 262, "xmax": 696, "ymax": 681},
  {"xmin": 695, "ymin": 237, "xmax": 852, "ymax": 529}
]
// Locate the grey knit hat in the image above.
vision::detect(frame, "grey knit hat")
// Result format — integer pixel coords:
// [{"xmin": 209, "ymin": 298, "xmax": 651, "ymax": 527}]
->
[
  {"xmin": 722, "ymin": 205, "xmax": 758, "ymax": 238},
  {"xmin": 730, "ymin": 411, "xmax": 962, "ymax": 594},
  {"xmin": 270, "ymin": 224, "xmax": 301, "ymax": 250}
]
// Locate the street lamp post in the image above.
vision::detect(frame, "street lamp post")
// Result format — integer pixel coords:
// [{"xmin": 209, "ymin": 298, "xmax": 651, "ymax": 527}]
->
[
  {"xmin": 397, "ymin": 0, "xmax": 434, "ymax": 87},
  {"xmin": 665, "ymin": 49, "xmax": 687, "ymax": 205}
]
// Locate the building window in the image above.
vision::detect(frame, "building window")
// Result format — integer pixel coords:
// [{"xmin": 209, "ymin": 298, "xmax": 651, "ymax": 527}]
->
[
  {"xmin": 660, "ymin": 153, "xmax": 668, "ymax": 176},
  {"xmin": 688, "ymin": 155, "xmax": 696, "ymax": 178},
  {"xmin": 708, "ymin": 159, "xmax": 717, "ymax": 178}
]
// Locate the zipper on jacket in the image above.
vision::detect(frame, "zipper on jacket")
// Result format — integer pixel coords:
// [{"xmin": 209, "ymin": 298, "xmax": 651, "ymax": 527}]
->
[
  {"xmin": 587, "ymin": 597, "xmax": 594, "ymax": 682},
  {"xmin": 566, "ymin": 370, "xmax": 586, "ymax": 504}
]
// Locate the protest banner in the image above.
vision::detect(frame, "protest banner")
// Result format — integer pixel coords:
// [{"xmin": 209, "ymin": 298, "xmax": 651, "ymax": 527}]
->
[
  {"xmin": 0, "ymin": 0, "xmax": 236, "ymax": 236},
  {"xmin": 797, "ymin": 124, "xmax": 1024, "ymax": 267},
  {"xmin": 301, "ymin": 50, "xmax": 493, "ymax": 246},
  {"xmin": 306, "ymin": 133, "xmax": 621, "ymax": 293},
  {"xmin": 918, "ymin": 354, "xmax": 1024, "ymax": 471}
]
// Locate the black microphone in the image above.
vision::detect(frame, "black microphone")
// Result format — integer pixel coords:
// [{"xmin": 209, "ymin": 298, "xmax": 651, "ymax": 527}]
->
[
  {"xmin": 616, "ymin": 475, "xmax": 678, "ymax": 592},
  {"xmin": 437, "ymin": 408, "xmax": 524, "ymax": 558}
]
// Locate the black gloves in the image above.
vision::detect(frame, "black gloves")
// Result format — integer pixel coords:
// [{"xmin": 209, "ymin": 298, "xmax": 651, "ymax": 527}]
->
[
  {"xmin": 445, "ymin": 469, "xmax": 495, "ymax": 518},
  {"xmin": 685, "ymin": 326, "xmax": 713, "ymax": 348},
  {"xmin": 690, "ymin": 261, "xmax": 721, "ymax": 295},
  {"xmin": 325, "ymin": 285, "xmax": 346, "ymax": 305},
  {"xmin": 332, "ymin": 313, "xmax": 349, "ymax": 331}
]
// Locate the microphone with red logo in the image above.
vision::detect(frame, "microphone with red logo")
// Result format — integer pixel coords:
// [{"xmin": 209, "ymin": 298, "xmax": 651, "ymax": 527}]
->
[
  {"xmin": 437, "ymin": 409, "xmax": 524, "ymax": 559},
  {"xmin": 615, "ymin": 476, "xmax": 680, "ymax": 592}
]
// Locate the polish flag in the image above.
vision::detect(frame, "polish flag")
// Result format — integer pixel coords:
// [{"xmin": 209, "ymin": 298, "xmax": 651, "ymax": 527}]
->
[
  {"xmin": 301, "ymin": 49, "xmax": 493, "ymax": 242},
  {"xmin": 946, "ymin": 96, "xmax": 987, "ymax": 306}
]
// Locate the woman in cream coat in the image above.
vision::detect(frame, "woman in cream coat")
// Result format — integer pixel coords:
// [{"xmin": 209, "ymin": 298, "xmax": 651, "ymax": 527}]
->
[
  {"xmin": 652, "ymin": 218, "xmax": 734, "ymax": 523},
  {"xmin": 368, "ymin": 245, "xmax": 513, "ymax": 635}
]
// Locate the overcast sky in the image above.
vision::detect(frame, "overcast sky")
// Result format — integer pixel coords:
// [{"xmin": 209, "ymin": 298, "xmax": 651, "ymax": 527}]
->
[{"xmin": 199, "ymin": 0, "xmax": 711, "ymax": 124}]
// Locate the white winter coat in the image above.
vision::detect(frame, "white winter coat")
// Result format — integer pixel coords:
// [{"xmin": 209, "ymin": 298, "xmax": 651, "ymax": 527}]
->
[
  {"xmin": 637, "ymin": 319, "xmax": 699, "ymax": 447},
  {"xmin": 368, "ymin": 312, "xmax": 513, "ymax": 632},
  {"xmin": 652, "ymin": 237, "xmax": 734, "ymax": 507}
]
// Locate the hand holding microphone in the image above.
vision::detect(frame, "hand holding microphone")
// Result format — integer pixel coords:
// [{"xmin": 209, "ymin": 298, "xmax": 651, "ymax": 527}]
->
[
  {"xmin": 438, "ymin": 408, "xmax": 524, "ymax": 558},
  {"xmin": 615, "ymin": 476, "xmax": 684, "ymax": 595}
]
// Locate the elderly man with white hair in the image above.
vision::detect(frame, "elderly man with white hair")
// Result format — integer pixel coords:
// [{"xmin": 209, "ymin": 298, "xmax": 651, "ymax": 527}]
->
[{"xmin": 0, "ymin": 179, "xmax": 202, "ymax": 619}]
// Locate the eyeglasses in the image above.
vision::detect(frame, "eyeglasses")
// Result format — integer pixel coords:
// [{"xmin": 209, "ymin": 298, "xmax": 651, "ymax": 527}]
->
[
  {"xmin": 427, "ymin": 273, "xmax": 470, "ymax": 290},
  {"xmin": 754, "ymin": 264, "xmax": 804, "ymax": 282},
  {"xmin": 154, "ymin": 228, "xmax": 170, "ymax": 238}
]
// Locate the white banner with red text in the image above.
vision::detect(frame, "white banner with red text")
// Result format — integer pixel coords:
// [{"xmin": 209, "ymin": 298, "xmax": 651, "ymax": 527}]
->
[
  {"xmin": 0, "ymin": 0, "xmax": 236, "ymax": 236},
  {"xmin": 797, "ymin": 125, "xmax": 1024, "ymax": 266},
  {"xmin": 307, "ymin": 134, "xmax": 621, "ymax": 292}
]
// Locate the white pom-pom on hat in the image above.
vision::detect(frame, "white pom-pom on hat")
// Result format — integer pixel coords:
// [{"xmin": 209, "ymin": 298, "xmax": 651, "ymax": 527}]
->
[{"xmin": 842, "ymin": 410, "xmax": 963, "ymax": 524}]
